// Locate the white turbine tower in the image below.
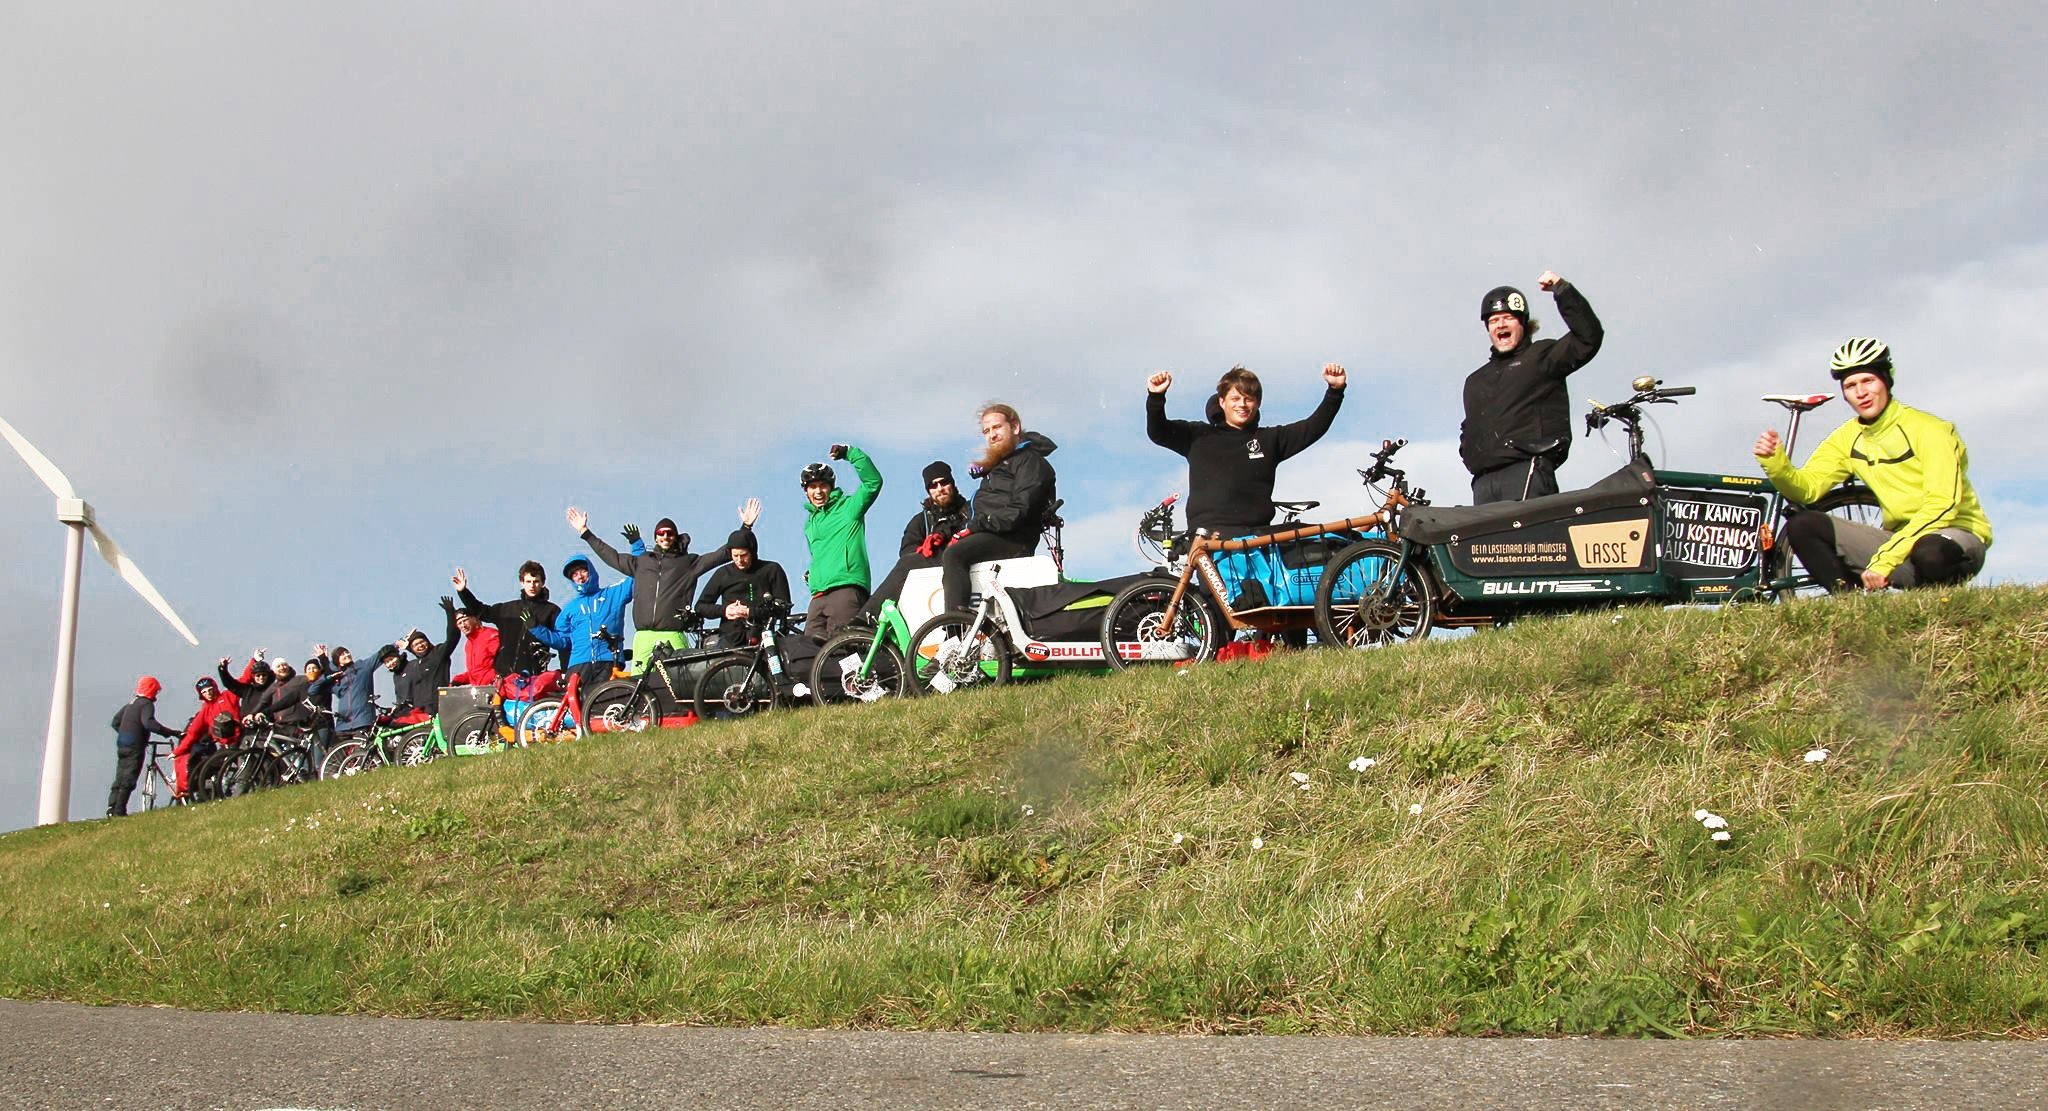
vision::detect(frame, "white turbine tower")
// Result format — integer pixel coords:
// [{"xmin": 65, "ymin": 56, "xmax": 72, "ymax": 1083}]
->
[{"xmin": 0, "ymin": 414, "xmax": 199, "ymax": 825}]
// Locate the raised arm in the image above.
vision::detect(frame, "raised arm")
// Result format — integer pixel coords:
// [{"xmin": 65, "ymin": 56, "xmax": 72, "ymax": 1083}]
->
[
  {"xmin": 1540, "ymin": 272, "xmax": 1603, "ymax": 375},
  {"xmin": 1271, "ymin": 364, "xmax": 1348, "ymax": 461}
]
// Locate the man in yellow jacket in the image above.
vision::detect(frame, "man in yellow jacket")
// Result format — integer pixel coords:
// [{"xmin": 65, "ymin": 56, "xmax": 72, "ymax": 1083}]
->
[{"xmin": 1754, "ymin": 338, "xmax": 1992, "ymax": 592}]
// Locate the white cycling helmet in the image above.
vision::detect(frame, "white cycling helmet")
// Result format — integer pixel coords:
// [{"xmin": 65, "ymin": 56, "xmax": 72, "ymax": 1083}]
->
[{"xmin": 1829, "ymin": 337, "xmax": 1894, "ymax": 382}]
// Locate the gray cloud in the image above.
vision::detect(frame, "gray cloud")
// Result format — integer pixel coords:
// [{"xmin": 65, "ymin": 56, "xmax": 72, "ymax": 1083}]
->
[{"xmin": 4, "ymin": 2, "xmax": 2045, "ymax": 827}]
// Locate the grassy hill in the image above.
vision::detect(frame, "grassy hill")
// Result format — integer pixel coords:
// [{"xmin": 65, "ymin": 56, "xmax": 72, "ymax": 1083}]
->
[{"xmin": 3, "ymin": 586, "xmax": 2045, "ymax": 1036}]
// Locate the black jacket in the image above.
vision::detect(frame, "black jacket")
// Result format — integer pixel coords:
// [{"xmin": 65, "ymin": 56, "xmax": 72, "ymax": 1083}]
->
[
  {"xmin": 457, "ymin": 585, "xmax": 561, "ymax": 675},
  {"xmin": 217, "ymin": 662, "xmax": 278, "ymax": 719},
  {"xmin": 969, "ymin": 432, "xmax": 1059, "ymax": 547},
  {"xmin": 267, "ymin": 675, "xmax": 314, "ymax": 726},
  {"xmin": 395, "ymin": 604, "xmax": 459, "ymax": 713},
  {"xmin": 1459, "ymin": 281, "xmax": 1604, "ymax": 476},
  {"xmin": 111, "ymin": 696, "xmax": 179, "ymax": 748},
  {"xmin": 1147, "ymin": 386, "xmax": 1345, "ymax": 536},
  {"xmin": 899, "ymin": 497, "xmax": 971, "ymax": 557},
  {"xmin": 582, "ymin": 531, "xmax": 727, "ymax": 634}
]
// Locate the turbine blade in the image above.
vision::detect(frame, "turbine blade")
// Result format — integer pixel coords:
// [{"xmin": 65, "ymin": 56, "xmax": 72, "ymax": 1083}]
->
[
  {"xmin": 86, "ymin": 521, "xmax": 200, "ymax": 646},
  {"xmin": 0, "ymin": 414, "xmax": 78, "ymax": 500}
]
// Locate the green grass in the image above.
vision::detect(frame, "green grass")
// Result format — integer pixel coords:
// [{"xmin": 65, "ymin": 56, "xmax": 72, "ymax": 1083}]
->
[{"xmin": 4, "ymin": 586, "xmax": 2046, "ymax": 1035}]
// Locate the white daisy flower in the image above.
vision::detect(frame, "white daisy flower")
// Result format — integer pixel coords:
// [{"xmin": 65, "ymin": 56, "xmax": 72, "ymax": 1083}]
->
[
  {"xmin": 1710, "ymin": 830, "xmax": 1732, "ymax": 843},
  {"xmin": 1692, "ymin": 809, "xmax": 1711, "ymax": 821},
  {"xmin": 1171, "ymin": 832, "xmax": 1185, "ymax": 846},
  {"xmin": 1408, "ymin": 803, "xmax": 1423, "ymax": 816},
  {"xmin": 1804, "ymin": 748, "xmax": 1830, "ymax": 764},
  {"xmin": 1250, "ymin": 836, "xmax": 1265, "ymax": 850},
  {"xmin": 1289, "ymin": 771, "xmax": 1311, "ymax": 784},
  {"xmin": 1700, "ymin": 814, "xmax": 1728, "ymax": 830},
  {"xmin": 1348, "ymin": 756, "xmax": 1377, "ymax": 772}
]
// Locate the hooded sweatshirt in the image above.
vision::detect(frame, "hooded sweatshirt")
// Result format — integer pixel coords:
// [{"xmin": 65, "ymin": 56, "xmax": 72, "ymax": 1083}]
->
[
  {"xmin": 1146, "ymin": 386, "xmax": 1344, "ymax": 536},
  {"xmin": 530, "ymin": 555, "xmax": 636, "ymax": 666},
  {"xmin": 111, "ymin": 681, "xmax": 180, "ymax": 749}
]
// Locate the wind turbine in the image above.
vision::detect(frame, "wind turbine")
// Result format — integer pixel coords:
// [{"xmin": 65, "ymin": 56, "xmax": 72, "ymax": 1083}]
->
[{"xmin": 0, "ymin": 414, "xmax": 199, "ymax": 825}]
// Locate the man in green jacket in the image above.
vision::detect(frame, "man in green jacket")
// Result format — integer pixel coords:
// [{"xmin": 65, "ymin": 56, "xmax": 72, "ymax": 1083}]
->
[
  {"xmin": 1754, "ymin": 337, "xmax": 1992, "ymax": 592},
  {"xmin": 800, "ymin": 444, "xmax": 883, "ymax": 641}
]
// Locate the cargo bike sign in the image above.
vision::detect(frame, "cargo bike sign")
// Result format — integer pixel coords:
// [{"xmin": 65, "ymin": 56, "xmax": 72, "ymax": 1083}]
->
[{"xmin": 1658, "ymin": 489, "xmax": 1766, "ymax": 578}]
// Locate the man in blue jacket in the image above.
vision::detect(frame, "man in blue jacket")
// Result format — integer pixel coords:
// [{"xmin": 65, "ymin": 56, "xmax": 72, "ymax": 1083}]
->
[
  {"xmin": 326, "ymin": 645, "xmax": 382, "ymax": 734},
  {"xmin": 529, "ymin": 554, "xmax": 635, "ymax": 696}
]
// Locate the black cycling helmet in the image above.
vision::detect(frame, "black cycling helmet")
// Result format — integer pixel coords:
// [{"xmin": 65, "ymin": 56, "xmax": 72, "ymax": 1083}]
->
[
  {"xmin": 1481, "ymin": 285, "xmax": 1530, "ymax": 324},
  {"xmin": 799, "ymin": 462, "xmax": 835, "ymax": 488},
  {"xmin": 1829, "ymin": 337, "xmax": 1894, "ymax": 386}
]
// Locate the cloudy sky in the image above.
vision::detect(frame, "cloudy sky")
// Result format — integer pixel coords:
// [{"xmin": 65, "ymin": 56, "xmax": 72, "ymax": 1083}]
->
[{"xmin": 4, "ymin": 2, "xmax": 2043, "ymax": 829}]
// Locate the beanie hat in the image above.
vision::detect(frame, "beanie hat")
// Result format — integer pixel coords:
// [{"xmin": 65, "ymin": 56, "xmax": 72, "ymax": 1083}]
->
[
  {"xmin": 135, "ymin": 676, "xmax": 162, "ymax": 699},
  {"xmin": 654, "ymin": 517, "xmax": 680, "ymax": 536},
  {"xmin": 725, "ymin": 527, "xmax": 758, "ymax": 555},
  {"xmin": 1481, "ymin": 285, "xmax": 1530, "ymax": 324},
  {"xmin": 377, "ymin": 645, "xmax": 402, "ymax": 663},
  {"xmin": 270, "ymin": 656, "xmax": 291, "ymax": 672},
  {"xmin": 922, "ymin": 460, "xmax": 954, "ymax": 487}
]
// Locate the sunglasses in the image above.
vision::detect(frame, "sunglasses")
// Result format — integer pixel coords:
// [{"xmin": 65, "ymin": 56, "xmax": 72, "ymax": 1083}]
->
[{"xmin": 928, "ymin": 478, "xmax": 954, "ymax": 489}]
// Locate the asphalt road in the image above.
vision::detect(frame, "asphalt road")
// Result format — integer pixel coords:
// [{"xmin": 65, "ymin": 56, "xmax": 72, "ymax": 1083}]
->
[{"xmin": 3, "ymin": 1000, "xmax": 2044, "ymax": 1110}]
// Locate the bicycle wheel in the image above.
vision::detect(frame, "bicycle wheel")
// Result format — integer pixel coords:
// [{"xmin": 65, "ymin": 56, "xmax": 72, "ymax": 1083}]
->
[
  {"xmin": 1769, "ymin": 485, "xmax": 1886, "ymax": 598},
  {"xmin": 517, "ymin": 699, "xmax": 583, "ymax": 745},
  {"xmin": 397, "ymin": 725, "xmax": 441, "ymax": 767},
  {"xmin": 908, "ymin": 611, "xmax": 1012, "ymax": 694},
  {"xmin": 450, "ymin": 709, "xmax": 513, "ymax": 753},
  {"xmin": 811, "ymin": 628, "xmax": 912, "ymax": 706},
  {"xmin": 584, "ymin": 682, "xmax": 657, "ymax": 733},
  {"xmin": 319, "ymin": 741, "xmax": 365, "ymax": 780},
  {"xmin": 1314, "ymin": 540, "xmax": 1436, "ymax": 648},
  {"xmin": 693, "ymin": 657, "xmax": 777, "ymax": 720},
  {"xmin": 1099, "ymin": 579, "xmax": 1223, "ymax": 671},
  {"xmin": 190, "ymin": 749, "xmax": 236, "ymax": 802}
]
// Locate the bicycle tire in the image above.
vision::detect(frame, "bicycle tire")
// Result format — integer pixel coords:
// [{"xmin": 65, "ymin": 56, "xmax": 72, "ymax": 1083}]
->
[
  {"xmin": 397, "ymin": 725, "xmax": 441, "ymax": 767},
  {"xmin": 1314, "ymin": 540, "xmax": 1436, "ymax": 648},
  {"xmin": 811, "ymin": 628, "xmax": 912, "ymax": 706},
  {"xmin": 908, "ymin": 610, "xmax": 1012, "ymax": 693},
  {"xmin": 584, "ymin": 681, "xmax": 657, "ymax": 733},
  {"xmin": 319, "ymin": 741, "xmax": 365, "ymax": 780},
  {"xmin": 1098, "ymin": 579, "xmax": 1223, "ymax": 671},
  {"xmin": 517, "ymin": 699, "xmax": 582, "ymax": 746},
  {"xmin": 449, "ymin": 708, "xmax": 509, "ymax": 754},
  {"xmin": 693, "ymin": 657, "xmax": 777, "ymax": 720},
  {"xmin": 1769, "ymin": 485, "xmax": 1886, "ymax": 599}
]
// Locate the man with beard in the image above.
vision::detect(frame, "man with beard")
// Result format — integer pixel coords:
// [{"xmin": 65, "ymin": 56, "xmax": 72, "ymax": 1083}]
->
[
  {"xmin": 940, "ymin": 405, "xmax": 1058, "ymax": 615},
  {"xmin": 694, "ymin": 500, "xmax": 794, "ymax": 649},
  {"xmin": 1459, "ymin": 270, "xmax": 1604, "ymax": 503},
  {"xmin": 858, "ymin": 460, "xmax": 970, "ymax": 623},
  {"xmin": 455, "ymin": 562, "xmax": 560, "ymax": 676},
  {"xmin": 573, "ymin": 508, "xmax": 730, "ymax": 673}
]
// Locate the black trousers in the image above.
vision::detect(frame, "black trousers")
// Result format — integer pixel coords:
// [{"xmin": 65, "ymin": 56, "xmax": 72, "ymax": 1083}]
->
[
  {"xmin": 940, "ymin": 533, "xmax": 1035, "ymax": 614},
  {"xmin": 1471, "ymin": 457, "xmax": 1559, "ymax": 504},
  {"xmin": 1782, "ymin": 511, "xmax": 1981, "ymax": 593},
  {"xmin": 109, "ymin": 743, "xmax": 144, "ymax": 816}
]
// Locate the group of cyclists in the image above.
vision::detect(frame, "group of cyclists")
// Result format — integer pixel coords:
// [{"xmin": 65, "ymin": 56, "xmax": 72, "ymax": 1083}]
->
[{"xmin": 103, "ymin": 270, "xmax": 1995, "ymax": 817}]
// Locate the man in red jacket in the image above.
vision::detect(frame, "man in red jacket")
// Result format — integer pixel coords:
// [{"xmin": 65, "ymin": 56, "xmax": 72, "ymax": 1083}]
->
[
  {"xmin": 450, "ymin": 606, "xmax": 502, "ymax": 687},
  {"xmin": 174, "ymin": 676, "xmax": 242, "ymax": 798}
]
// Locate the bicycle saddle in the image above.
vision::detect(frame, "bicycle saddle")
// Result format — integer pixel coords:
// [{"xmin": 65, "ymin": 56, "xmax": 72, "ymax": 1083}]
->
[
  {"xmin": 1506, "ymin": 437, "xmax": 1564, "ymax": 455},
  {"xmin": 1272, "ymin": 499, "xmax": 1320, "ymax": 514},
  {"xmin": 1762, "ymin": 393, "xmax": 1834, "ymax": 413}
]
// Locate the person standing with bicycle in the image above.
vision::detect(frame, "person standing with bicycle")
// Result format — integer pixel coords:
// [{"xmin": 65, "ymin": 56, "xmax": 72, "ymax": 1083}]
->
[
  {"xmin": 529, "ymin": 553, "xmax": 635, "ymax": 695},
  {"xmin": 107, "ymin": 676, "xmax": 180, "ymax": 817},
  {"xmin": 1146, "ymin": 362, "xmax": 1347, "ymax": 613},
  {"xmin": 1460, "ymin": 271, "xmax": 1604, "ymax": 503},
  {"xmin": 573, "ymin": 508, "xmax": 731, "ymax": 673},
  {"xmin": 942, "ymin": 405, "xmax": 1057, "ymax": 615},
  {"xmin": 800, "ymin": 444, "xmax": 884, "ymax": 642},
  {"xmin": 1754, "ymin": 338, "xmax": 1992, "ymax": 592}
]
